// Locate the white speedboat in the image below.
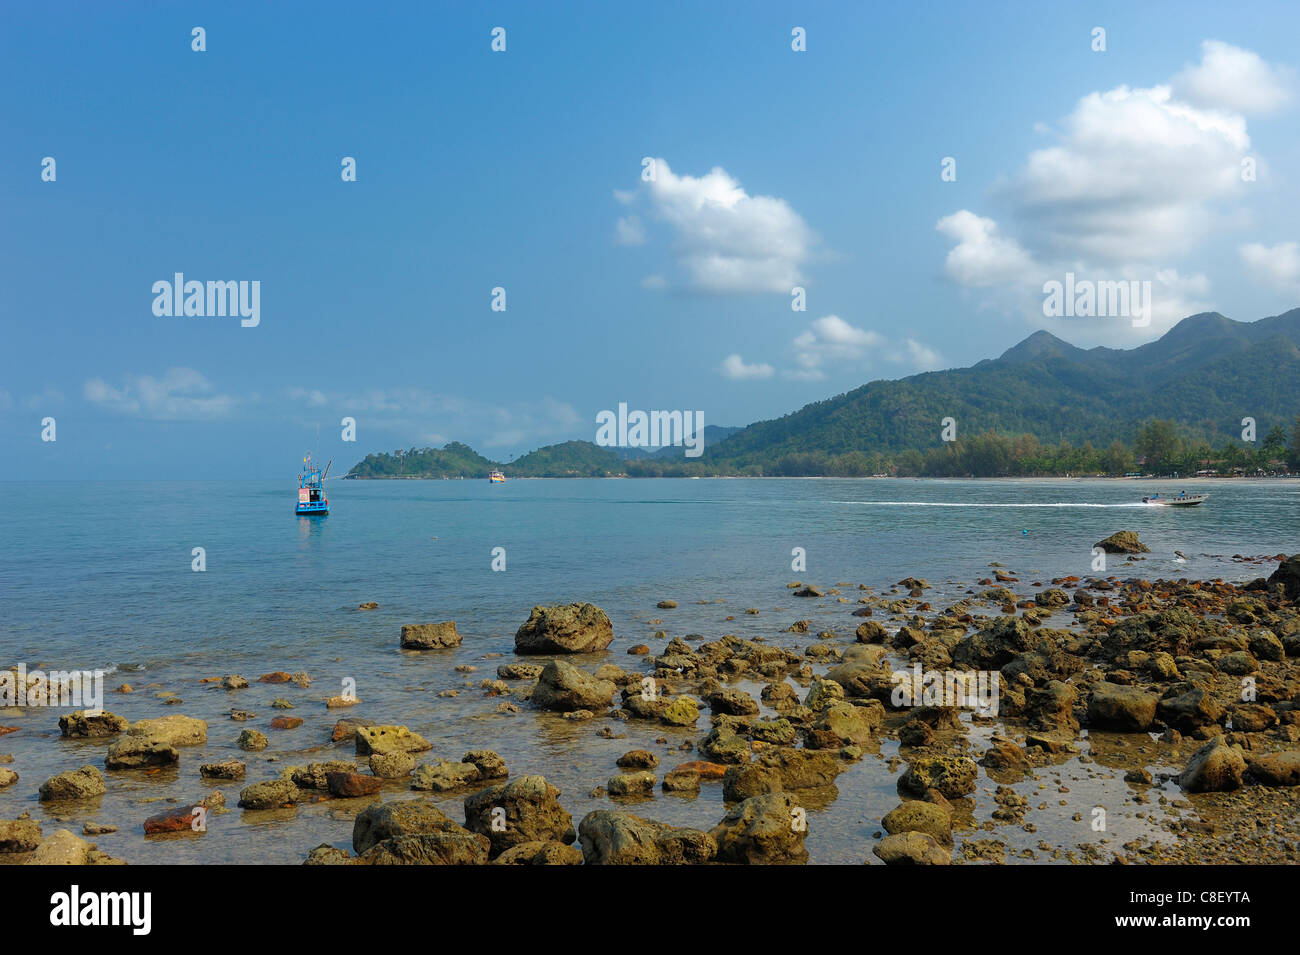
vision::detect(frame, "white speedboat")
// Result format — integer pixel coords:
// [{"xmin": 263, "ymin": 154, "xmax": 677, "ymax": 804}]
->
[{"xmin": 1141, "ymin": 492, "xmax": 1209, "ymax": 507}]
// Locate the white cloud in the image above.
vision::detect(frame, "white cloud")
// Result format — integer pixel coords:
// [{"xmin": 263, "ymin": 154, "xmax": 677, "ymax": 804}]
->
[
  {"xmin": 783, "ymin": 315, "xmax": 941, "ymax": 380},
  {"xmin": 615, "ymin": 215, "xmax": 646, "ymax": 246},
  {"xmin": 84, "ymin": 368, "xmax": 236, "ymax": 420},
  {"xmin": 719, "ymin": 353, "xmax": 775, "ymax": 380},
  {"xmin": 620, "ymin": 158, "xmax": 815, "ymax": 293},
  {"xmin": 1240, "ymin": 241, "xmax": 1300, "ymax": 290},
  {"xmin": 896, "ymin": 339, "xmax": 944, "ymax": 371},
  {"xmin": 935, "ymin": 40, "xmax": 1289, "ymax": 343},
  {"xmin": 640, "ymin": 274, "xmax": 667, "ymax": 290},
  {"xmin": 936, "ymin": 211, "xmax": 1034, "ymax": 287},
  {"xmin": 1172, "ymin": 40, "xmax": 1294, "ymax": 116}
]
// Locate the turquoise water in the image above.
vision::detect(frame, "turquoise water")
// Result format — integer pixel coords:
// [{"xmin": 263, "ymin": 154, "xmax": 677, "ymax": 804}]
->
[{"xmin": 0, "ymin": 476, "xmax": 1294, "ymax": 863}]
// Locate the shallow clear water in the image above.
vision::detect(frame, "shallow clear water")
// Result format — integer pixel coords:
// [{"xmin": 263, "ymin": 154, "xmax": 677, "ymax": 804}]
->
[{"xmin": 0, "ymin": 476, "xmax": 1294, "ymax": 863}]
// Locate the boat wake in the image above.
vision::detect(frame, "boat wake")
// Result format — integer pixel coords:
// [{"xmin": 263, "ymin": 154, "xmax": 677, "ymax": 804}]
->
[{"xmin": 833, "ymin": 501, "xmax": 1149, "ymax": 509}]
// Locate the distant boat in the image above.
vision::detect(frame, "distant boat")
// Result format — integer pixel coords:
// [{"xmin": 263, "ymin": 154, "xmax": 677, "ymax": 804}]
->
[
  {"xmin": 297, "ymin": 454, "xmax": 331, "ymax": 515},
  {"xmin": 1142, "ymin": 492, "xmax": 1208, "ymax": 507},
  {"xmin": 488, "ymin": 469, "xmax": 507, "ymax": 484}
]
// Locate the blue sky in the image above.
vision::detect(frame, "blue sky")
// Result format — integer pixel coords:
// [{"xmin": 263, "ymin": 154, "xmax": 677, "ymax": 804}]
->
[{"xmin": 3, "ymin": 0, "xmax": 1299, "ymax": 478}]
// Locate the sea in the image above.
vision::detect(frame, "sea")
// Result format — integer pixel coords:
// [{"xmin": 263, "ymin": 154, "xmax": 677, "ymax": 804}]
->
[{"xmin": 0, "ymin": 476, "xmax": 1295, "ymax": 863}]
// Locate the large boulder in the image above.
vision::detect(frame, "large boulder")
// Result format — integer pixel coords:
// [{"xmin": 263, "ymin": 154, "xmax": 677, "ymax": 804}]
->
[
  {"xmin": 810, "ymin": 700, "xmax": 884, "ymax": 746},
  {"xmin": 952, "ymin": 616, "xmax": 1039, "ymax": 670},
  {"xmin": 899, "ymin": 755, "xmax": 978, "ymax": 798},
  {"xmin": 0, "ymin": 819, "xmax": 43, "ymax": 853},
  {"xmin": 30, "ymin": 829, "xmax": 122, "ymax": 865},
  {"xmin": 283, "ymin": 761, "xmax": 358, "ymax": 791},
  {"xmin": 577, "ymin": 811, "xmax": 717, "ymax": 864},
  {"xmin": 882, "ymin": 800, "xmax": 953, "ymax": 846},
  {"xmin": 530, "ymin": 660, "xmax": 615, "ymax": 712},
  {"xmin": 400, "ymin": 622, "xmax": 462, "ymax": 650},
  {"xmin": 709, "ymin": 792, "xmax": 809, "ymax": 864},
  {"xmin": 492, "ymin": 841, "xmax": 584, "ymax": 865},
  {"xmin": 356, "ymin": 832, "xmax": 490, "ymax": 865},
  {"xmin": 872, "ymin": 831, "xmax": 950, "ymax": 865},
  {"xmin": 1178, "ymin": 740, "xmax": 1246, "ymax": 793},
  {"xmin": 38, "ymin": 766, "xmax": 106, "ymax": 801},
  {"xmin": 722, "ymin": 749, "xmax": 841, "ymax": 802},
  {"xmin": 353, "ymin": 725, "xmax": 433, "ymax": 757},
  {"xmin": 127, "ymin": 715, "xmax": 207, "ymax": 746},
  {"xmin": 1157, "ymin": 687, "xmax": 1225, "ymax": 732},
  {"xmin": 1267, "ymin": 554, "xmax": 1300, "ymax": 599},
  {"xmin": 514, "ymin": 603, "xmax": 614, "ymax": 654},
  {"xmin": 105, "ymin": 736, "xmax": 179, "ymax": 769},
  {"xmin": 58, "ymin": 710, "xmax": 128, "ymax": 738},
  {"xmin": 353, "ymin": 800, "xmax": 464, "ymax": 853},
  {"xmin": 463, "ymin": 775, "xmax": 576, "ymax": 857},
  {"xmin": 1094, "ymin": 530, "xmax": 1151, "ymax": 554},
  {"xmin": 1246, "ymin": 751, "xmax": 1300, "ymax": 787},
  {"xmin": 1087, "ymin": 682, "xmax": 1159, "ymax": 732},
  {"xmin": 237, "ymin": 778, "xmax": 301, "ymax": 809}
]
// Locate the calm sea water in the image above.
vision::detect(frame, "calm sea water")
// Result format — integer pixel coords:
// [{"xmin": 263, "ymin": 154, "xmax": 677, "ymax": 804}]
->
[{"xmin": 0, "ymin": 476, "xmax": 1295, "ymax": 864}]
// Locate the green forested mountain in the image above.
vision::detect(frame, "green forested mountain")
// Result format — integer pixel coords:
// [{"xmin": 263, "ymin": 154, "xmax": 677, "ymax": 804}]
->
[
  {"xmin": 508, "ymin": 440, "xmax": 623, "ymax": 477},
  {"xmin": 702, "ymin": 310, "xmax": 1300, "ymax": 468},
  {"xmin": 346, "ymin": 310, "xmax": 1300, "ymax": 478},
  {"xmin": 347, "ymin": 441, "xmax": 496, "ymax": 478}
]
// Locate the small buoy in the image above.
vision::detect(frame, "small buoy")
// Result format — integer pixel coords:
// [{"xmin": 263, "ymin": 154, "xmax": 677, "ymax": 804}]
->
[{"xmin": 1021, "ymin": 529, "xmax": 1029, "ymax": 535}]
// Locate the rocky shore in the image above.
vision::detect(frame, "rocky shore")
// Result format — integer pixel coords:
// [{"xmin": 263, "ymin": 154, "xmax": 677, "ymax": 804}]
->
[{"xmin": 3, "ymin": 546, "xmax": 1298, "ymax": 865}]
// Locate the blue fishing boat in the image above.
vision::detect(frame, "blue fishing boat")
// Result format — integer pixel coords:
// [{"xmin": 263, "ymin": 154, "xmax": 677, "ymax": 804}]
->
[{"xmin": 296, "ymin": 454, "xmax": 331, "ymax": 515}]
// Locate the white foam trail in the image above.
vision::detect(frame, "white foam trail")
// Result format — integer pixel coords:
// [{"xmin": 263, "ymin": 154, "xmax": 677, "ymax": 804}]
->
[{"xmin": 832, "ymin": 501, "xmax": 1148, "ymax": 509}]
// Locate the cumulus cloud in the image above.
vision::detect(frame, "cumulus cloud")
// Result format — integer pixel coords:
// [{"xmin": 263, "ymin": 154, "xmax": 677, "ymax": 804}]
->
[
  {"xmin": 719, "ymin": 354, "xmax": 775, "ymax": 380},
  {"xmin": 936, "ymin": 211, "xmax": 1035, "ymax": 287},
  {"xmin": 84, "ymin": 368, "xmax": 236, "ymax": 420},
  {"xmin": 779, "ymin": 315, "xmax": 939, "ymax": 380},
  {"xmin": 1172, "ymin": 40, "xmax": 1294, "ymax": 115},
  {"xmin": 618, "ymin": 158, "xmax": 815, "ymax": 293},
  {"xmin": 935, "ymin": 40, "xmax": 1287, "ymax": 342},
  {"xmin": 1240, "ymin": 241, "xmax": 1300, "ymax": 290}
]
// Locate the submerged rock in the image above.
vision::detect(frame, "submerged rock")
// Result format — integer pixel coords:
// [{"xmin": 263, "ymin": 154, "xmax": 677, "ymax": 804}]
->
[
  {"xmin": 400, "ymin": 621, "xmax": 462, "ymax": 650},
  {"xmin": 1094, "ymin": 531, "xmax": 1151, "ymax": 554},
  {"xmin": 58, "ymin": 710, "xmax": 128, "ymax": 738}
]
